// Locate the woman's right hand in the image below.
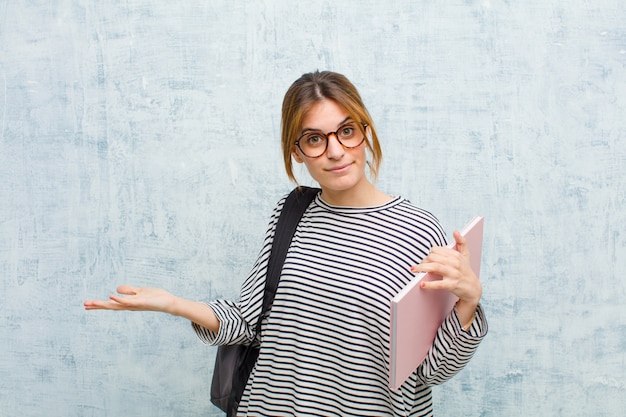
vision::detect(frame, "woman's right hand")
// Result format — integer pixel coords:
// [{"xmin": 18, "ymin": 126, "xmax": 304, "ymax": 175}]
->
[
  {"xmin": 84, "ymin": 285, "xmax": 177, "ymax": 314},
  {"xmin": 84, "ymin": 285, "xmax": 220, "ymax": 332}
]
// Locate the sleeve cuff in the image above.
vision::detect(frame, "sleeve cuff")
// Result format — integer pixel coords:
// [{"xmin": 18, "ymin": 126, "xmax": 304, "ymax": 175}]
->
[
  {"xmin": 191, "ymin": 301, "xmax": 231, "ymax": 346},
  {"xmin": 449, "ymin": 303, "xmax": 488, "ymax": 339}
]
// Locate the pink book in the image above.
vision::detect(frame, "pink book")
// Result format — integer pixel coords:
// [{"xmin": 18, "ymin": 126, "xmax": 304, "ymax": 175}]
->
[{"xmin": 389, "ymin": 216, "xmax": 484, "ymax": 390}]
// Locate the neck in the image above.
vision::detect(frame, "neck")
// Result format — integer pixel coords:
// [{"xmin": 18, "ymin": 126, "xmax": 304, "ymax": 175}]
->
[{"xmin": 319, "ymin": 181, "xmax": 392, "ymax": 207}]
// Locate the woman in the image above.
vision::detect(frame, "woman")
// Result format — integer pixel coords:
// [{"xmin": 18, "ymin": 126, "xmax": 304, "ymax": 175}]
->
[{"xmin": 85, "ymin": 70, "xmax": 487, "ymax": 416}]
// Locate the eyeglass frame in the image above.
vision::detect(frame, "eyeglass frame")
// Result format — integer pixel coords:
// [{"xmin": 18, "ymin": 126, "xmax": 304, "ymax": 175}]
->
[{"xmin": 294, "ymin": 122, "xmax": 370, "ymax": 158}]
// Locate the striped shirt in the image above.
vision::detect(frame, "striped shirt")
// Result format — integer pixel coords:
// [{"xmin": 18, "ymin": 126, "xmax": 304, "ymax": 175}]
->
[{"xmin": 194, "ymin": 192, "xmax": 487, "ymax": 416}]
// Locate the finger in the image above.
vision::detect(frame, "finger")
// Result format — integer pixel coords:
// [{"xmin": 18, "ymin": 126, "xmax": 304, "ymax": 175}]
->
[
  {"xmin": 410, "ymin": 247, "xmax": 444, "ymax": 270},
  {"xmin": 421, "ymin": 249, "xmax": 456, "ymax": 265},
  {"xmin": 116, "ymin": 285, "xmax": 140, "ymax": 295},
  {"xmin": 414, "ymin": 251, "xmax": 462, "ymax": 272},
  {"xmin": 427, "ymin": 246, "xmax": 462, "ymax": 263},
  {"xmin": 109, "ymin": 294, "xmax": 136, "ymax": 307},
  {"xmin": 416, "ymin": 264, "xmax": 460, "ymax": 281},
  {"xmin": 83, "ymin": 299, "xmax": 122, "ymax": 310},
  {"xmin": 84, "ymin": 299, "xmax": 108, "ymax": 308},
  {"xmin": 84, "ymin": 303, "xmax": 114, "ymax": 311},
  {"xmin": 410, "ymin": 260, "xmax": 446, "ymax": 276},
  {"xmin": 420, "ymin": 279, "xmax": 448, "ymax": 291},
  {"xmin": 453, "ymin": 230, "xmax": 469, "ymax": 255}
]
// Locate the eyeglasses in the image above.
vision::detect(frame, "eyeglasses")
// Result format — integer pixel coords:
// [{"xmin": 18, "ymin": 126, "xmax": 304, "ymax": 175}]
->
[{"xmin": 295, "ymin": 122, "xmax": 368, "ymax": 158}]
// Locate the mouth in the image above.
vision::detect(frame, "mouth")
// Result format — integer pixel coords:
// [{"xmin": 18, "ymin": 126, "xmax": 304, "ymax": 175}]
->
[{"xmin": 325, "ymin": 163, "xmax": 352, "ymax": 173}]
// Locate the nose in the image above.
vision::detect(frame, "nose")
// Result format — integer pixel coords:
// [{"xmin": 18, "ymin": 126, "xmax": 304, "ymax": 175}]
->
[{"xmin": 325, "ymin": 133, "xmax": 345, "ymax": 159}]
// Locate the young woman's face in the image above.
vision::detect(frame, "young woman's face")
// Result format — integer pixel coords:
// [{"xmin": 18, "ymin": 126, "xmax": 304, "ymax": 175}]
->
[{"xmin": 292, "ymin": 99, "xmax": 370, "ymax": 195}]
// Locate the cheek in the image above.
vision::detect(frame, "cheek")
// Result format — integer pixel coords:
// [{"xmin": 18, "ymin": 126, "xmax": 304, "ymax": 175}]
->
[
  {"xmin": 353, "ymin": 145, "xmax": 368, "ymax": 162},
  {"xmin": 299, "ymin": 159, "xmax": 324, "ymax": 182},
  {"xmin": 302, "ymin": 159, "xmax": 318, "ymax": 174}
]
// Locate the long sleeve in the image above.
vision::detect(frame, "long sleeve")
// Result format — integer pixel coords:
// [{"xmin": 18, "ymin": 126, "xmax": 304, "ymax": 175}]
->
[{"xmin": 416, "ymin": 303, "xmax": 488, "ymax": 386}]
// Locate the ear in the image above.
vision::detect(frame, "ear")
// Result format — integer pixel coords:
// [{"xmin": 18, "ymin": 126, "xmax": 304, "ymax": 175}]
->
[
  {"xmin": 292, "ymin": 147, "xmax": 304, "ymax": 164},
  {"xmin": 291, "ymin": 149, "xmax": 304, "ymax": 164}
]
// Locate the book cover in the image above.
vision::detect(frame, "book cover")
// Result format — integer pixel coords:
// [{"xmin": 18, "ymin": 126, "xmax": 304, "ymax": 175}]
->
[{"xmin": 389, "ymin": 216, "xmax": 484, "ymax": 390}]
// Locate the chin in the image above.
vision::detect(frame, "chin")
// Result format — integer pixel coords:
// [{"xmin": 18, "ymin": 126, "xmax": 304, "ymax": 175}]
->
[{"xmin": 318, "ymin": 174, "xmax": 367, "ymax": 193}]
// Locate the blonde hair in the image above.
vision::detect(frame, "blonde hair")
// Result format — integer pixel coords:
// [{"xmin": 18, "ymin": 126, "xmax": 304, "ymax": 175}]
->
[{"xmin": 281, "ymin": 71, "xmax": 382, "ymax": 183}]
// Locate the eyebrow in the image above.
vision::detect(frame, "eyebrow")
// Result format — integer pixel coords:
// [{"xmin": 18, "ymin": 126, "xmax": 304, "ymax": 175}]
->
[{"xmin": 300, "ymin": 116, "xmax": 353, "ymax": 135}]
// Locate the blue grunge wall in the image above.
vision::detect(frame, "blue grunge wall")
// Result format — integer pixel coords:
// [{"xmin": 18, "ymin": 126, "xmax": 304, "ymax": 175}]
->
[{"xmin": 1, "ymin": 1, "xmax": 624, "ymax": 416}]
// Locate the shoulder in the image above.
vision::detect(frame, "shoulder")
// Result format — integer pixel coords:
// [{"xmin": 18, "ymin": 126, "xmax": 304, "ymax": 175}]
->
[
  {"xmin": 268, "ymin": 186, "xmax": 321, "ymax": 228},
  {"xmin": 384, "ymin": 197, "xmax": 442, "ymax": 228},
  {"xmin": 274, "ymin": 186, "xmax": 321, "ymax": 211},
  {"xmin": 389, "ymin": 198, "xmax": 447, "ymax": 246}
]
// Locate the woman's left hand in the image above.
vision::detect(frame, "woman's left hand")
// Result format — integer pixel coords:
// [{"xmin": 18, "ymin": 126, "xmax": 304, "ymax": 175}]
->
[{"xmin": 409, "ymin": 230, "xmax": 482, "ymax": 329}]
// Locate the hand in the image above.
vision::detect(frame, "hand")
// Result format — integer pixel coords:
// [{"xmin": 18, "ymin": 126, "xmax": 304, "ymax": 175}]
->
[
  {"xmin": 410, "ymin": 231, "xmax": 482, "ymax": 329},
  {"xmin": 84, "ymin": 285, "xmax": 177, "ymax": 314}
]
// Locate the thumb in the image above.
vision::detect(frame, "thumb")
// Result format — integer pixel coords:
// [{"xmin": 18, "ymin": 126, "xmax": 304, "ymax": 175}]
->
[
  {"xmin": 116, "ymin": 285, "xmax": 139, "ymax": 295},
  {"xmin": 453, "ymin": 230, "xmax": 469, "ymax": 256}
]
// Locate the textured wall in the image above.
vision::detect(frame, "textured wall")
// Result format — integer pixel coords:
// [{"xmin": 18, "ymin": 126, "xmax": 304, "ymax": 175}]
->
[{"xmin": 1, "ymin": 1, "xmax": 624, "ymax": 416}]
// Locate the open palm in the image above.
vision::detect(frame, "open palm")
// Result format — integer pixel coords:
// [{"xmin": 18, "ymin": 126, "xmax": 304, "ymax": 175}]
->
[{"xmin": 84, "ymin": 285, "xmax": 176, "ymax": 313}]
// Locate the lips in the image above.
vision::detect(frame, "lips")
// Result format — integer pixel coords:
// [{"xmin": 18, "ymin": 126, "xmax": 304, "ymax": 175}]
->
[{"xmin": 326, "ymin": 163, "xmax": 352, "ymax": 173}]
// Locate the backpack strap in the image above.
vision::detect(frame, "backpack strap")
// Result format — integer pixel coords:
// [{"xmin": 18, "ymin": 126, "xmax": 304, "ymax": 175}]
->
[
  {"xmin": 259, "ymin": 186, "xmax": 320, "ymax": 329},
  {"xmin": 224, "ymin": 186, "xmax": 320, "ymax": 416}
]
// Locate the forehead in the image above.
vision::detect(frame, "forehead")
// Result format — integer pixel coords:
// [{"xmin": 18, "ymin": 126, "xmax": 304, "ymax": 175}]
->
[{"xmin": 301, "ymin": 99, "xmax": 351, "ymax": 130}]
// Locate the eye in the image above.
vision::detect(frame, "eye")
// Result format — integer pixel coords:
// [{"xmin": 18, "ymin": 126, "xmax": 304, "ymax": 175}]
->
[
  {"xmin": 306, "ymin": 134, "xmax": 325, "ymax": 146},
  {"xmin": 339, "ymin": 125, "xmax": 355, "ymax": 138}
]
